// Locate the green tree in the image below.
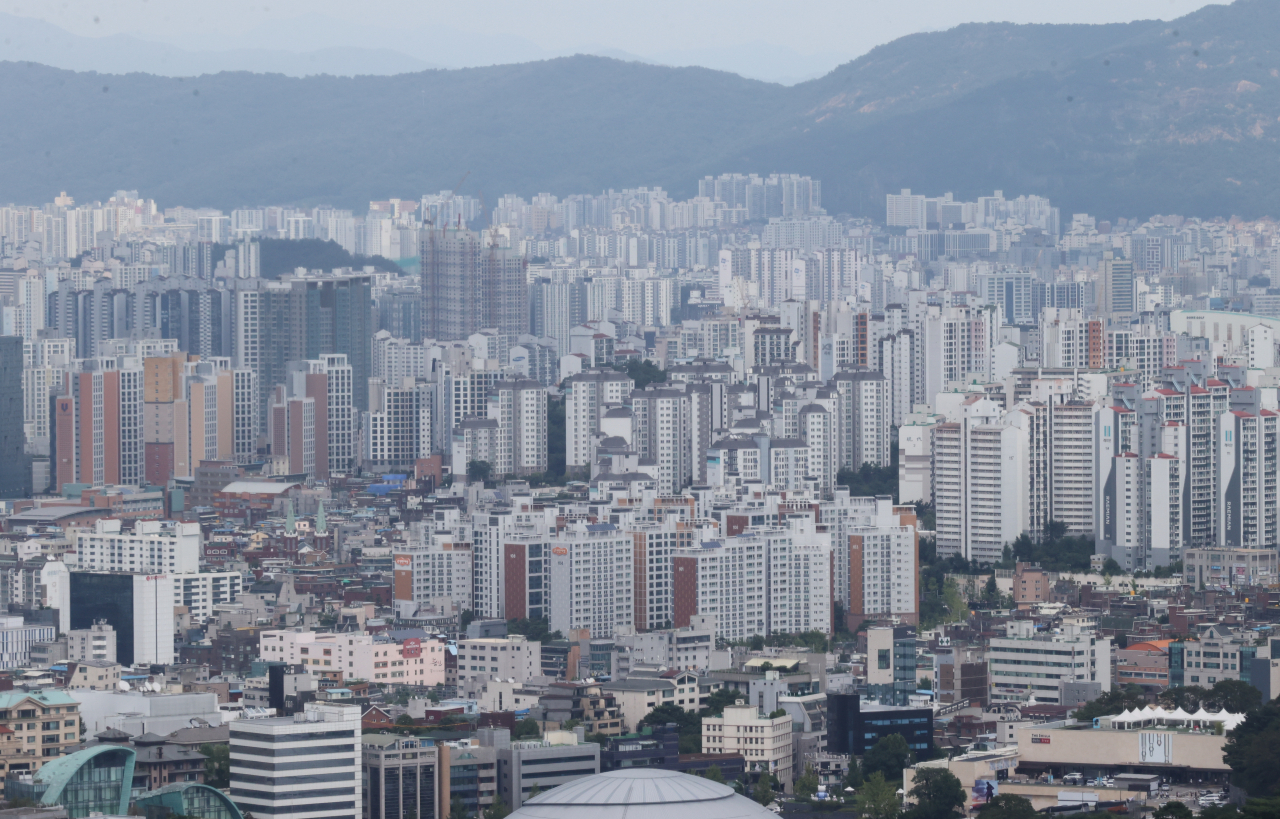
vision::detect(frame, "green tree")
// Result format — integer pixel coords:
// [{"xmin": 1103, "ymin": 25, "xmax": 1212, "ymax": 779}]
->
[
  {"xmin": 981, "ymin": 575, "xmax": 999, "ymax": 607},
  {"xmin": 941, "ymin": 580, "xmax": 966, "ymax": 623},
  {"xmin": 855, "ymin": 771, "xmax": 901, "ymax": 819},
  {"xmin": 768, "ymin": 708, "xmax": 788, "ymax": 720},
  {"xmin": 449, "ymin": 798, "xmax": 469, "ymax": 819},
  {"xmin": 844, "ymin": 759, "xmax": 864, "ymax": 790},
  {"xmin": 1101, "ymin": 557, "xmax": 1122, "ymax": 575},
  {"xmin": 485, "ymin": 796, "xmax": 510, "ymax": 819},
  {"xmin": 1223, "ymin": 701, "xmax": 1280, "ymax": 797},
  {"xmin": 513, "ymin": 717, "xmax": 541, "ymax": 739},
  {"xmin": 838, "ymin": 463, "xmax": 898, "ymax": 501},
  {"xmin": 702, "ymin": 688, "xmax": 742, "ymax": 715},
  {"xmin": 1152, "ymin": 802, "xmax": 1194, "ymax": 819},
  {"xmin": 705, "ymin": 764, "xmax": 725, "ymax": 784},
  {"xmin": 395, "ymin": 714, "xmax": 417, "ymax": 727},
  {"xmin": 467, "ymin": 460, "xmax": 493, "ymax": 485},
  {"xmin": 506, "ymin": 617, "xmax": 563, "ymax": 643},
  {"xmin": 795, "ymin": 764, "xmax": 819, "ymax": 800},
  {"xmin": 613, "ymin": 359, "xmax": 667, "ymax": 390},
  {"xmin": 527, "ymin": 785, "xmax": 541, "ymax": 800},
  {"xmin": 1158, "ymin": 685, "xmax": 1210, "ymax": 711},
  {"xmin": 863, "ymin": 734, "xmax": 915, "ymax": 784},
  {"xmin": 1242, "ymin": 798, "xmax": 1280, "ymax": 817},
  {"xmin": 1211, "ymin": 679, "xmax": 1262, "ymax": 713},
  {"xmin": 200, "ymin": 742, "xmax": 230, "ymax": 789},
  {"xmin": 639, "ymin": 703, "xmax": 700, "ymax": 734},
  {"xmin": 904, "ymin": 768, "xmax": 965, "ymax": 819},
  {"xmin": 1071, "ymin": 685, "xmax": 1146, "ymax": 721},
  {"xmin": 977, "ymin": 794, "xmax": 1036, "ymax": 819},
  {"xmin": 752, "ymin": 775, "xmax": 775, "ymax": 806}
]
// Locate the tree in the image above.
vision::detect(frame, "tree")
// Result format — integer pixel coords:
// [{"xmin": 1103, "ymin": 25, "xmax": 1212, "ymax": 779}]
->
[
  {"xmin": 449, "ymin": 798, "xmax": 469, "ymax": 819},
  {"xmin": 200, "ymin": 742, "xmax": 230, "ymax": 789},
  {"xmin": 863, "ymin": 733, "xmax": 915, "ymax": 784},
  {"xmin": 1211, "ymin": 679, "xmax": 1262, "ymax": 713},
  {"xmin": 844, "ymin": 759, "xmax": 864, "ymax": 790},
  {"xmin": 485, "ymin": 797, "xmax": 510, "ymax": 819},
  {"xmin": 855, "ymin": 771, "xmax": 901, "ymax": 819},
  {"xmin": 1223, "ymin": 701, "xmax": 1280, "ymax": 797},
  {"xmin": 918, "ymin": 677, "xmax": 934, "ymax": 691},
  {"xmin": 613, "ymin": 359, "xmax": 666, "ymax": 390},
  {"xmin": 705, "ymin": 764, "xmax": 725, "ymax": 784},
  {"xmin": 768, "ymin": 708, "xmax": 788, "ymax": 720},
  {"xmin": 977, "ymin": 794, "xmax": 1036, "ymax": 819},
  {"xmin": 795, "ymin": 764, "xmax": 819, "ymax": 800},
  {"xmin": 904, "ymin": 768, "xmax": 965, "ymax": 819},
  {"xmin": 507, "ymin": 617, "xmax": 563, "ymax": 643},
  {"xmin": 527, "ymin": 785, "xmax": 542, "ymax": 800},
  {"xmin": 639, "ymin": 703, "xmax": 699, "ymax": 734},
  {"xmin": 1071, "ymin": 686, "xmax": 1146, "ymax": 721},
  {"xmin": 513, "ymin": 718, "xmax": 541, "ymax": 739},
  {"xmin": 1158, "ymin": 685, "xmax": 1210, "ymax": 711},
  {"xmin": 1101, "ymin": 557, "xmax": 1122, "ymax": 575},
  {"xmin": 703, "ymin": 688, "xmax": 742, "ymax": 715},
  {"xmin": 752, "ymin": 775, "xmax": 775, "ymax": 806},
  {"xmin": 396, "ymin": 714, "xmax": 417, "ymax": 727},
  {"xmin": 467, "ymin": 460, "xmax": 493, "ymax": 485},
  {"xmin": 1153, "ymin": 802, "xmax": 1194, "ymax": 819}
]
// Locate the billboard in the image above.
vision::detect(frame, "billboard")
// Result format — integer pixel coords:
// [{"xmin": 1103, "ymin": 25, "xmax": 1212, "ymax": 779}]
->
[
  {"xmin": 971, "ymin": 780, "xmax": 998, "ymax": 805},
  {"xmin": 1138, "ymin": 732, "xmax": 1172, "ymax": 765},
  {"xmin": 395, "ymin": 555, "xmax": 412, "ymax": 567},
  {"xmin": 402, "ymin": 638, "xmax": 422, "ymax": 658}
]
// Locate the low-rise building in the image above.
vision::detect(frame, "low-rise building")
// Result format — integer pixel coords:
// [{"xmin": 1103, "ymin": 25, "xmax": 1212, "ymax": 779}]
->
[
  {"xmin": 987, "ymin": 621, "xmax": 1111, "ymax": 705},
  {"xmin": 701, "ymin": 702, "xmax": 794, "ymax": 792},
  {"xmin": 602, "ymin": 669, "xmax": 702, "ymax": 732},
  {"xmin": 66, "ymin": 660, "xmax": 123, "ymax": 691},
  {"xmin": 482, "ymin": 728, "xmax": 601, "ymax": 810},
  {"xmin": 0, "ymin": 690, "xmax": 82, "ymax": 787}
]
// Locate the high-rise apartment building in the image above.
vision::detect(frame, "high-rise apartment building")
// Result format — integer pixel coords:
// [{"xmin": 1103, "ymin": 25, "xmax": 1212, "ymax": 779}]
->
[
  {"xmin": 420, "ymin": 228, "xmax": 528, "ymax": 341},
  {"xmin": 548, "ymin": 521, "xmax": 634, "ymax": 639},
  {"xmin": 934, "ymin": 396, "xmax": 1030, "ymax": 563}
]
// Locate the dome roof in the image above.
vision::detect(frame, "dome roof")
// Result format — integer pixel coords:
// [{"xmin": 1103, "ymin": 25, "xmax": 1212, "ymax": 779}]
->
[{"xmin": 509, "ymin": 769, "xmax": 774, "ymax": 819}]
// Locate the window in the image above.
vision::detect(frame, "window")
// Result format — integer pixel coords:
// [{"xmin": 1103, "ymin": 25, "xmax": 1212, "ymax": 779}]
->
[{"xmin": 877, "ymin": 650, "xmax": 890, "ymax": 670}]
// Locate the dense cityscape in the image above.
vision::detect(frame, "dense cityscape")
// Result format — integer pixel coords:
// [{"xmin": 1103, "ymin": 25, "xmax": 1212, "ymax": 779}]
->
[{"xmin": 0, "ymin": 168, "xmax": 1271, "ymax": 819}]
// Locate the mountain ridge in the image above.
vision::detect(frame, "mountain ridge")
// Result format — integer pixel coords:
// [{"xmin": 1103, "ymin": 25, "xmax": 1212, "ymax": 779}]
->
[{"xmin": 3, "ymin": 0, "xmax": 1279, "ymax": 218}]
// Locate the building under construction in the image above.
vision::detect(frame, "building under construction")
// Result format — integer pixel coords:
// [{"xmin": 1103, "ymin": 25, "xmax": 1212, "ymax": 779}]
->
[{"xmin": 420, "ymin": 227, "xmax": 528, "ymax": 341}]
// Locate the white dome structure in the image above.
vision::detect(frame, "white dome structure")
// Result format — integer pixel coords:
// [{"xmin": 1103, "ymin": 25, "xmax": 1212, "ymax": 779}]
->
[{"xmin": 508, "ymin": 769, "xmax": 776, "ymax": 819}]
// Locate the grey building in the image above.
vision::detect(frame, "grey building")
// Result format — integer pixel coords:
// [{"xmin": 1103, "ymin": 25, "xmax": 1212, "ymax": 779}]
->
[
  {"xmin": 0, "ymin": 336, "xmax": 30, "ymax": 498},
  {"xmin": 479, "ymin": 728, "xmax": 600, "ymax": 811},
  {"xmin": 421, "ymin": 228, "xmax": 528, "ymax": 342},
  {"xmin": 363, "ymin": 734, "xmax": 437, "ymax": 819}
]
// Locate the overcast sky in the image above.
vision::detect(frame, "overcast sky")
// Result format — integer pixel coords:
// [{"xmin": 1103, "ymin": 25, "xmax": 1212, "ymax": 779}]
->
[{"xmin": 7, "ymin": 0, "xmax": 1220, "ymax": 82}]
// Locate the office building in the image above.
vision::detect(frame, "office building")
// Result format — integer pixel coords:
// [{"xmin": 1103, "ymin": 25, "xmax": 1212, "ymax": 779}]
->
[
  {"xmin": 826, "ymin": 690, "xmax": 933, "ymax": 756},
  {"xmin": 363, "ymin": 735, "xmax": 437, "ymax": 819},
  {"xmin": 230, "ymin": 702, "xmax": 362, "ymax": 819},
  {"xmin": 987, "ymin": 620, "xmax": 1111, "ymax": 705},
  {"xmin": 69, "ymin": 572, "xmax": 176, "ymax": 666}
]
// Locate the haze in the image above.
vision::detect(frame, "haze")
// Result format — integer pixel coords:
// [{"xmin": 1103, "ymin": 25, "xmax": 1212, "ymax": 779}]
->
[{"xmin": 8, "ymin": 0, "xmax": 1216, "ymax": 83}]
